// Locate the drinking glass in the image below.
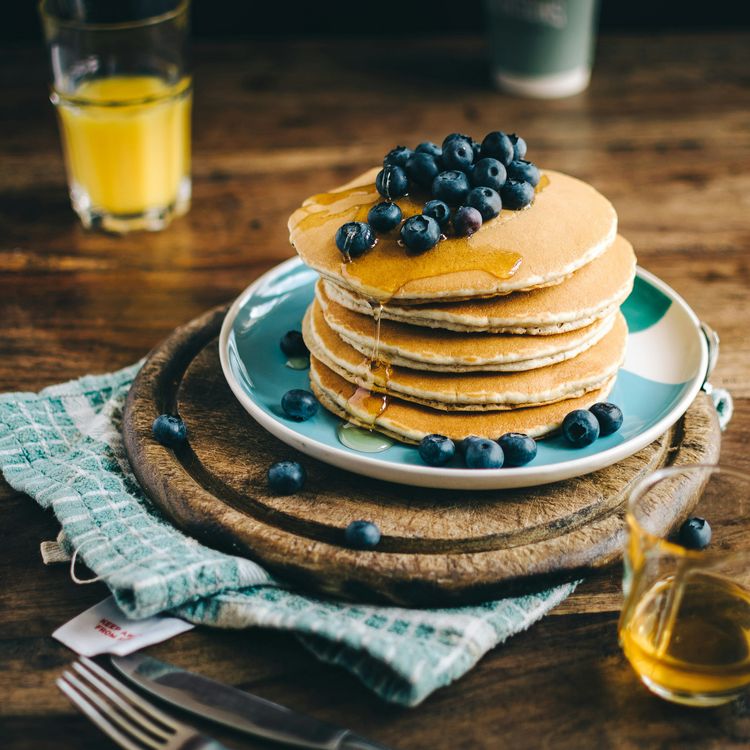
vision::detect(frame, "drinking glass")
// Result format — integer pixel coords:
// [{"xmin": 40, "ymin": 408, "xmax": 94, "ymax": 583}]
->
[
  {"xmin": 40, "ymin": 0, "xmax": 192, "ymax": 232},
  {"xmin": 620, "ymin": 465, "xmax": 750, "ymax": 707},
  {"xmin": 484, "ymin": 0, "xmax": 600, "ymax": 98}
]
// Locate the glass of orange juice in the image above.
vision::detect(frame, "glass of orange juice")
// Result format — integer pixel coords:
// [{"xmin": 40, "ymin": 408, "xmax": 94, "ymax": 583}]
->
[
  {"xmin": 620, "ymin": 465, "xmax": 750, "ymax": 707},
  {"xmin": 40, "ymin": 0, "xmax": 192, "ymax": 232}
]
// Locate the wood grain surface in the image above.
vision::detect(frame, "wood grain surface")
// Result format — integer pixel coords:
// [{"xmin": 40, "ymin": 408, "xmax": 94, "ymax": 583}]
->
[
  {"xmin": 122, "ymin": 305, "xmax": 720, "ymax": 605},
  {"xmin": 2, "ymin": 32, "xmax": 750, "ymax": 750}
]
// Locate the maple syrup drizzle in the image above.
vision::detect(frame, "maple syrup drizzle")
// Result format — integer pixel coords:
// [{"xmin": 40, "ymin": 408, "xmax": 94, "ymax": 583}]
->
[
  {"xmin": 345, "ymin": 300, "xmax": 392, "ymax": 427},
  {"xmin": 347, "ymin": 386, "xmax": 388, "ymax": 426},
  {"xmin": 336, "ymin": 421, "xmax": 393, "ymax": 452}
]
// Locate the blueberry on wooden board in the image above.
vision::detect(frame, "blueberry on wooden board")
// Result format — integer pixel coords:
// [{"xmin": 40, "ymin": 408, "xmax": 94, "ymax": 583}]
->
[{"xmin": 152, "ymin": 414, "xmax": 187, "ymax": 447}]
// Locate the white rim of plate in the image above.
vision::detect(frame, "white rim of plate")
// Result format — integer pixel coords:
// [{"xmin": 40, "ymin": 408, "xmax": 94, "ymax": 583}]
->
[{"xmin": 219, "ymin": 258, "xmax": 709, "ymax": 490}]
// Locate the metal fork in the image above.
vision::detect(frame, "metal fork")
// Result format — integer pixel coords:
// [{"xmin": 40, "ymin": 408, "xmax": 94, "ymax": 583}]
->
[{"xmin": 57, "ymin": 656, "xmax": 229, "ymax": 750}]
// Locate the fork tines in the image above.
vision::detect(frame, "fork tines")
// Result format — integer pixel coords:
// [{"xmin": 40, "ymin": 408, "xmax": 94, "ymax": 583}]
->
[{"xmin": 56, "ymin": 656, "xmax": 178, "ymax": 750}]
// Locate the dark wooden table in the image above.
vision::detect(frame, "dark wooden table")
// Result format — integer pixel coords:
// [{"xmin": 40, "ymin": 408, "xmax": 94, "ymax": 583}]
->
[{"xmin": 2, "ymin": 32, "xmax": 750, "ymax": 750}]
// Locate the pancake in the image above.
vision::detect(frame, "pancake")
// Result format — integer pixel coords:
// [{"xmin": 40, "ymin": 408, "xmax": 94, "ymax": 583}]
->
[
  {"xmin": 323, "ymin": 234, "xmax": 636, "ymax": 335},
  {"xmin": 289, "ymin": 168, "xmax": 617, "ymax": 303},
  {"xmin": 315, "ymin": 283, "xmax": 616, "ymax": 372},
  {"xmin": 304, "ymin": 302, "xmax": 627, "ymax": 411},
  {"xmin": 310, "ymin": 356, "xmax": 616, "ymax": 443}
]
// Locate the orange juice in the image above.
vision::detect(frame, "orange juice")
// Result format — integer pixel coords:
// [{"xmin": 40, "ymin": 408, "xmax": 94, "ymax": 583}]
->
[{"xmin": 55, "ymin": 76, "xmax": 191, "ymax": 219}]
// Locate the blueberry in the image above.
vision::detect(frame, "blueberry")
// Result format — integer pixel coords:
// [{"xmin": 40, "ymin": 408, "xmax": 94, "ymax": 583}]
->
[
  {"xmin": 152, "ymin": 414, "xmax": 187, "ymax": 448},
  {"xmin": 464, "ymin": 438, "xmax": 504, "ymax": 469},
  {"xmin": 500, "ymin": 179, "xmax": 535, "ymax": 210},
  {"xmin": 458, "ymin": 435, "xmax": 483, "ymax": 455},
  {"xmin": 471, "ymin": 157, "xmax": 507, "ymax": 191},
  {"xmin": 452, "ymin": 206, "xmax": 483, "ymax": 237},
  {"xmin": 416, "ymin": 141, "xmax": 442, "ymax": 159},
  {"xmin": 400, "ymin": 214, "xmax": 441, "ymax": 253},
  {"xmin": 281, "ymin": 389, "xmax": 318, "ymax": 421},
  {"xmin": 442, "ymin": 133, "xmax": 472, "ymax": 151},
  {"xmin": 375, "ymin": 165, "xmax": 409, "ymax": 200},
  {"xmin": 497, "ymin": 432, "xmax": 537, "ymax": 467},
  {"xmin": 367, "ymin": 202, "xmax": 403, "ymax": 232},
  {"xmin": 335, "ymin": 221, "xmax": 376, "ymax": 258},
  {"xmin": 507, "ymin": 159, "xmax": 540, "ymax": 187},
  {"xmin": 509, "ymin": 133, "xmax": 527, "ymax": 160},
  {"xmin": 471, "ymin": 140, "xmax": 482, "ymax": 161},
  {"xmin": 431, "ymin": 170, "xmax": 470, "ymax": 206},
  {"xmin": 345, "ymin": 520, "xmax": 381, "ymax": 550},
  {"xmin": 280, "ymin": 330, "xmax": 308, "ymax": 358},
  {"xmin": 678, "ymin": 517, "xmax": 712, "ymax": 550},
  {"xmin": 423, "ymin": 199, "xmax": 451, "ymax": 229},
  {"xmin": 480, "ymin": 131, "xmax": 514, "ymax": 166},
  {"xmin": 466, "ymin": 187, "xmax": 502, "ymax": 221},
  {"xmin": 562, "ymin": 409, "xmax": 600, "ymax": 447},
  {"xmin": 267, "ymin": 461, "xmax": 306, "ymax": 495},
  {"xmin": 418, "ymin": 434, "xmax": 455, "ymax": 466},
  {"xmin": 405, "ymin": 152, "xmax": 440, "ymax": 189},
  {"xmin": 383, "ymin": 145, "xmax": 413, "ymax": 168},
  {"xmin": 441, "ymin": 139, "xmax": 475, "ymax": 172},
  {"xmin": 589, "ymin": 402, "xmax": 624, "ymax": 436}
]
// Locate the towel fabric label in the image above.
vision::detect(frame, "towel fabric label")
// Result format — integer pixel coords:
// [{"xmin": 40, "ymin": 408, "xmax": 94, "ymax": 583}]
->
[{"xmin": 53, "ymin": 596, "xmax": 194, "ymax": 656}]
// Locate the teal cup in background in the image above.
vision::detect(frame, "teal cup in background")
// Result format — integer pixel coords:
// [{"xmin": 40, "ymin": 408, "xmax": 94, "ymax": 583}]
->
[{"xmin": 484, "ymin": 0, "xmax": 600, "ymax": 98}]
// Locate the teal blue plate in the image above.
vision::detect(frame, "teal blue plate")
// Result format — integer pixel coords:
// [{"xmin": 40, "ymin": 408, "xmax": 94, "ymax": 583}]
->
[{"xmin": 219, "ymin": 259, "xmax": 709, "ymax": 490}]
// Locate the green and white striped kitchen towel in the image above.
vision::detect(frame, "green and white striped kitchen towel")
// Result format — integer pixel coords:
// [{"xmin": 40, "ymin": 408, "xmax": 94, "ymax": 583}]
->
[{"xmin": 1, "ymin": 361, "xmax": 602, "ymax": 706}]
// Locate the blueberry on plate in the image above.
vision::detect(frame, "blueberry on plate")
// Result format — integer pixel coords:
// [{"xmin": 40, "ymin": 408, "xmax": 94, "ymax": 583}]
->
[
  {"xmin": 431, "ymin": 170, "xmax": 470, "ymax": 206},
  {"xmin": 267, "ymin": 461, "xmax": 306, "ymax": 495},
  {"xmin": 464, "ymin": 438, "xmax": 504, "ymax": 469},
  {"xmin": 466, "ymin": 187, "xmax": 502, "ymax": 221},
  {"xmin": 480, "ymin": 131, "xmax": 514, "ymax": 166},
  {"xmin": 345, "ymin": 520, "xmax": 381, "ymax": 550},
  {"xmin": 279, "ymin": 330, "xmax": 308, "ymax": 358},
  {"xmin": 442, "ymin": 133, "xmax": 472, "ymax": 151},
  {"xmin": 507, "ymin": 159, "xmax": 540, "ymax": 187},
  {"xmin": 589, "ymin": 402, "xmax": 624, "ymax": 436},
  {"xmin": 500, "ymin": 179, "xmax": 535, "ymax": 210},
  {"xmin": 383, "ymin": 145, "xmax": 413, "ymax": 168},
  {"xmin": 497, "ymin": 432, "xmax": 537, "ymax": 467},
  {"xmin": 367, "ymin": 201, "xmax": 403, "ymax": 232},
  {"xmin": 405, "ymin": 152, "xmax": 441, "ymax": 189},
  {"xmin": 441, "ymin": 139, "xmax": 475, "ymax": 172},
  {"xmin": 562, "ymin": 409, "xmax": 600, "ymax": 447},
  {"xmin": 678, "ymin": 517, "xmax": 712, "ymax": 550},
  {"xmin": 458, "ymin": 435, "xmax": 483, "ymax": 455},
  {"xmin": 152, "ymin": 414, "xmax": 187, "ymax": 448},
  {"xmin": 509, "ymin": 133, "xmax": 527, "ymax": 160},
  {"xmin": 471, "ymin": 157, "xmax": 507, "ymax": 192},
  {"xmin": 423, "ymin": 199, "xmax": 451, "ymax": 229},
  {"xmin": 418, "ymin": 434, "xmax": 455, "ymax": 466},
  {"xmin": 416, "ymin": 141, "xmax": 442, "ymax": 159},
  {"xmin": 400, "ymin": 214, "xmax": 441, "ymax": 253},
  {"xmin": 452, "ymin": 206, "xmax": 483, "ymax": 237},
  {"xmin": 281, "ymin": 388, "xmax": 318, "ymax": 421},
  {"xmin": 335, "ymin": 221, "xmax": 376, "ymax": 258}
]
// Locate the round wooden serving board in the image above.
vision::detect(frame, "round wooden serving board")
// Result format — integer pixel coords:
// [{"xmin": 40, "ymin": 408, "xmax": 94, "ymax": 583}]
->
[{"xmin": 123, "ymin": 305, "xmax": 721, "ymax": 606}]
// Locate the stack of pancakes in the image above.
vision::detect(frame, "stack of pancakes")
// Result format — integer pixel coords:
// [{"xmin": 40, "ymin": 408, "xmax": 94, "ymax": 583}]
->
[{"xmin": 289, "ymin": 168, "xmax": 636, "ymax": 444}]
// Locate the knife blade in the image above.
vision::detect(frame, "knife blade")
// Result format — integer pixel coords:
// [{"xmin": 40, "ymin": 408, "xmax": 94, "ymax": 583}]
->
[{"xmin": 110, "ymin": 654, "xmax": 394, "ymax": 750}]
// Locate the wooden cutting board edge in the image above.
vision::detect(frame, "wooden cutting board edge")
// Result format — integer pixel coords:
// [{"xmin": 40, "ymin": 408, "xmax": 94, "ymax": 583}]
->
[{"xmin": 123, "ymin": 304, "xmax": 721, "ymax": 606}]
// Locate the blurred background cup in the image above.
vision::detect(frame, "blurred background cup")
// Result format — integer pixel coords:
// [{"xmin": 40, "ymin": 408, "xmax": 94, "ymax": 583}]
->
[
  {"xmin": 620, "ymin": 465, "xmax": 750, "ymax": 707},
  {"xmin": 484, "ymin": 0, "xmax": 600, "ymax": 98},
  {"xmin": 39, "ymin": 0, "xmax": 192, "ymax": 233}
]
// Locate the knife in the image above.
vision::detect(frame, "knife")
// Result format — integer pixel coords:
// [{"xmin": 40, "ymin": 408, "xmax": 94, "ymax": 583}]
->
[{"xmin": 111, "ymin": 654, "xmax": 394, "ymax": 750}]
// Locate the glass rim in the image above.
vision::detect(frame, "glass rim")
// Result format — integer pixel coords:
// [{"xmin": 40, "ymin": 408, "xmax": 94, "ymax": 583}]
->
[
  {"xmin": 627, "ymin": 462, "xmax": 747, "ymax": 560},
  {"xmin": 39, "ymin": 0, "xmax": 190, "ymax": 31}
]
